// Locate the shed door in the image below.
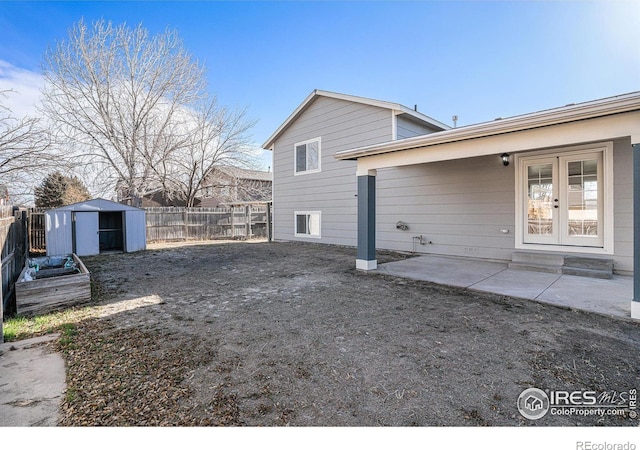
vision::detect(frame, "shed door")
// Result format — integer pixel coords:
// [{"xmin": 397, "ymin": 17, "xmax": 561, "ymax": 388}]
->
[{"xmin": 73, "ymin": 212, "xmax": 100, "ymax": 256}]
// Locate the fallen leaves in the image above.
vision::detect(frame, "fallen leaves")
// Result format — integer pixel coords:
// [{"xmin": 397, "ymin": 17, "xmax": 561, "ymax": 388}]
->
[{"xmin": 56, "ymin": 320, "xmax": 241, "ymax": 426}]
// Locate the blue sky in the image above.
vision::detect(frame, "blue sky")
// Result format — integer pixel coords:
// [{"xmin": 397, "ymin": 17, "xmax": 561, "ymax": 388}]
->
[{"xmin": 1, "ymin": 1, "xmax": 639, "ymax": 170}]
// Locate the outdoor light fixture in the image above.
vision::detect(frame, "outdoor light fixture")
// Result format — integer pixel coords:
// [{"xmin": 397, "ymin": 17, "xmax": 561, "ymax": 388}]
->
[{"xmin": 501, "ymin": 153, "xmax": 510, "ymax": 166}]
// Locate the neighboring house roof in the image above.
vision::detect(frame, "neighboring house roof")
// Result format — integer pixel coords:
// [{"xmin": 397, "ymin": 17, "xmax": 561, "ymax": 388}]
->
[
  {"xmin": 212, "ymin": 166, "xmax": 273, "ymax": 182},
  {"xmin": 335, "ymin": 91, "xmax": 640, "ymax": 161},
  {"xmin": 50, "ymin": 198, "xmax": 144, "ymax": 212},
  {"xmin": 262, "ymin": 89, "xmax": 451, "ymax": 149}
]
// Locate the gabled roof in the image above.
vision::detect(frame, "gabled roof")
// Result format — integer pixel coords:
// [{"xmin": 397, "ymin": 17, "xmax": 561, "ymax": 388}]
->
[
  {"xmin": 262, "ymin": 89, "xmax": 450, "ymax": 149},
  {"xmin": 48, "ymin": 198, "xmax": 144, "ymax": 212},
  {"xmin": 214, "ymin": 166, "xmax": 272, "ymax": 182},
  {"xmin": 335, "ymin": 91, "xmax": 640, "ymax": 161}
]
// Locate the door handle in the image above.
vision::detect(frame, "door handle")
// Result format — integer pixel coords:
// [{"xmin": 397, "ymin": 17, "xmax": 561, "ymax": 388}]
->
[{"xmin": 553, "ymin": 199, "xmax": 559, "ymax": 209}]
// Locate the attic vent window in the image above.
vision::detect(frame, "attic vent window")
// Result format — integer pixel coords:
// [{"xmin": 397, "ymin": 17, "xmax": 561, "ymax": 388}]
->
[{"xmin": 294, "ymin": 137, "xmax": 321, "ymax": 175}]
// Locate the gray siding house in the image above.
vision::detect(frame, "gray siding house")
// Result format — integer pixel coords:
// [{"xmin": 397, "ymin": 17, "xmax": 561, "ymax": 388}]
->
[
  {"xmin": 264, "ymin": 90, "xmax": 640, "ymax": 319},
  {"xmin": 262, "ymin": 90, "xmax": 449, "ymax": 246}
]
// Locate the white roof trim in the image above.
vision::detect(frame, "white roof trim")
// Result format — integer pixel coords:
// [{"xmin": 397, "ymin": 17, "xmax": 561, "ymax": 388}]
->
[
  {"xmin": 335, "ymin": 91, "xmax": 640, "ymax": 160},
  {"xmin": 48, "ymin": 198, "xmax": 144, "ymax": 212},
  {"xmin": 334, "ymin": 92, "xmax": 640, "ymax": 160},
  {"xmin": 261, "ymin": 89, "xmax": 450, "ymax": 149}
]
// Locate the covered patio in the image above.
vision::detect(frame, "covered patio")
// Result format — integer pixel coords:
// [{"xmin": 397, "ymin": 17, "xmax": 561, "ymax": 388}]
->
[
  {"xmin": 335, "ymin": 92, "xmax": 640, "ymax": 320},
  {"xmin": 376, "ymin": 254, "xmax": 632, "ymax": 320}
]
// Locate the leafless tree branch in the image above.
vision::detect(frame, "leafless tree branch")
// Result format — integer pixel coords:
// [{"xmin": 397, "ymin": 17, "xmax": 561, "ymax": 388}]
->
[
  {"xmin": 0, "ymin": 89, "xmax": 64, "ymax": 204},
  {"xmin": 40, "ymin": 19, "xmax": 207, "ymax": 205},
  {"xmin": 158, "ymin": 95, "xmax": 257, "ymax": 207}
]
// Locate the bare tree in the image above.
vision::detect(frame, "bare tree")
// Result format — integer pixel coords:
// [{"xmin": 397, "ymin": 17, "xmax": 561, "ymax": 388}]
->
[
  {"xmin": 40, "ymin": 19, "xmax": 206, "ymax": 205},
  {"xmin": 0, "ymin": 90, "xmax": 59, "ymax": 204},
  {"xmin": 159, "ymin": 96, "xmax": 257, "ymax": 207}
]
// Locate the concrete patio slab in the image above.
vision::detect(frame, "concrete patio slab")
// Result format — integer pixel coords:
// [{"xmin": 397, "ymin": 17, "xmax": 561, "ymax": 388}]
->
[
  {"xmin": 470, "ymin": 269, "xmax": 561, "ymax": 299},
  {"xmin": 376, "ymin": 255, "xmax": 507, "ymax": 287},
  {"xmin": 536, "ymin": 274, "xmax": 631, "ymax": 318},
  {"xmin": 376, "ymin": 254, "xmax": 634, "ymax": 320}
]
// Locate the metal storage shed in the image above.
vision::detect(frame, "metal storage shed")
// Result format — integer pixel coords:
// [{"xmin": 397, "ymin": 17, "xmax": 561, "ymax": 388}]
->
[{"xmin": 45, "ymin": 198, "xmax": 146, "ymax": 256}]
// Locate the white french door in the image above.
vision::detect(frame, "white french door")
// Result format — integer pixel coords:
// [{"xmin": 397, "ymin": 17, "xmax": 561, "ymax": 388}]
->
[{"xmin": 522, "ymin": 151, "xmax": 604, "ymax": 248}]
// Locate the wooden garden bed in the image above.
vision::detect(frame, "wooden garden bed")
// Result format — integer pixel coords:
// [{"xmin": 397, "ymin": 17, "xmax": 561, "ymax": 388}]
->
[{"xmin": 15, "ymin": 254, "xmax": 91, "ymax": 316}]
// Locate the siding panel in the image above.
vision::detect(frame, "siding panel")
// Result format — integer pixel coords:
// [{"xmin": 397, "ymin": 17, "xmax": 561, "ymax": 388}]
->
[
  {"xmin": 397, "ymin": 114, "xmax": 441, "ymax": 139},
  {"xmin": 273, "ymin": 96, "xmax": 393, "ymax": 244},
  {"xmin": 376, "ymin": 155, "xmax": 515, "ymax": 261}
]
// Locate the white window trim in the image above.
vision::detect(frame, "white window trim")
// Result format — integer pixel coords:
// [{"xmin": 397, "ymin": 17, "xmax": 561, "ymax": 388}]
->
[
  {"xmin": 294, "ymin": 210, "xmax": 321, "ymax": 239},
  {"xmin": 293, "ymin": 137, "xmax": 321, "ymax": 176},
  {"xmin": 514, "ymin": 142, "xmax": 614, "ymax": 255}
]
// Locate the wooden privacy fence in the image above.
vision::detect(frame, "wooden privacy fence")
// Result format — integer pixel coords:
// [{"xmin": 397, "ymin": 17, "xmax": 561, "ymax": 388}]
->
[
  {"xmin": 26, "ymin": 203, "xmax": 272, "ymax": 254},
  {"xmin": 0, "ymin": 206, "xmax": 28, "ymax": 343},
  {"xmin": 27, "ymin": 207, "xmax": 46, "ymax": 255},
  {"xmin": 145, "ymin": 204, "xmax": 271, "ymax": 242}
]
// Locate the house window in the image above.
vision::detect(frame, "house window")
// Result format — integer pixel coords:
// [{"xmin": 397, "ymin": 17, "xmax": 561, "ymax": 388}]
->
[
  {"xmin": 294, "ymin": 137, "xmax": 321, "ymax": 175},
  {"xmin": 294, "ymin": 211, "xmax": 321, "ymax": 238}
]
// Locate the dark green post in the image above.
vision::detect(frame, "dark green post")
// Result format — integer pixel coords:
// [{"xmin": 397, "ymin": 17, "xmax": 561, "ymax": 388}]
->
[{"xmin": 356, "ymin": 173, "xmax": 376, "ymax": 270}]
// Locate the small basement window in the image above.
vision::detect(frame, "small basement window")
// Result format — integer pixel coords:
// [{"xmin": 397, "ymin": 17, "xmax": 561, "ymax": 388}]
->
[
  {"xmin": 295, "ymin": 211, "xmax": 321, "ymax": 238},
  {"xmin": 294, "ymin": 137, "xmax": 321, "ymax": 175}
]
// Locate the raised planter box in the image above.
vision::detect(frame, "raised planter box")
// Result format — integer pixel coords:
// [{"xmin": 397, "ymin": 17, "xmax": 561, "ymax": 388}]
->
[{"xmin": 15, "ymin": 254, "xmax": 91, "ymax": 316}]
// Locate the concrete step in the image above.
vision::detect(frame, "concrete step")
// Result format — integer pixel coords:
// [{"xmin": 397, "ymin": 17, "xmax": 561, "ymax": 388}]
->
[
  {"xmin": 508, "ymin": 261, "xmax": 563, "ymax": 274},
  {"xmin": 563, "ymin": 255, "xmax": 613, "ymax": 279},
  {"xmin": 509, "ymin": 251, "xmax": 613, "ymax": 279},
  {"xmin": 510, "ymin": 251, "xmax": 565, "ymax": 266},
  {"xmin": 561, "ymin": 266, "xmax": 613, "ymax": 279},
  {"xmin": 509, "ymin": 251, "xmax": 564, "ymax": 274},
  {"xmin": 563, "ymin": 255, "xmax": 613, "ymax": 271}
]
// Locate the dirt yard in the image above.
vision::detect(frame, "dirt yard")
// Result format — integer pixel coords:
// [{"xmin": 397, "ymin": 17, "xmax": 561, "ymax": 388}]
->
[{"xmin": 57, "ymin": 240, "xmax": 640, "ymax": 426}]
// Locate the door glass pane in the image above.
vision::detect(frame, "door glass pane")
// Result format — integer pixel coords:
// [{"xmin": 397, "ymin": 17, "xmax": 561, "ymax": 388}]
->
[
  {"xmin": 527, "ymin": 163, "xmax": 553, "ymax": 236},
  {"xmin": 567, "ymin": 159, "xmax": 598, "ymax": 236}
]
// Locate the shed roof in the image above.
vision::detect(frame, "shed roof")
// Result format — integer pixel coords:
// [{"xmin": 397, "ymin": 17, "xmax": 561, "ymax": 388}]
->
[
  {"xmin": 48, "ymin": 198, "xmax": 144, "ymax": 212},
  {"xmin": 262, "ymin": 89, "xmax": 450, "ymax": 149}
]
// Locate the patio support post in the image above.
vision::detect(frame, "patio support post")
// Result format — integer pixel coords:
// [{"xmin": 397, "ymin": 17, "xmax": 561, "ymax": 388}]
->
[
  {"xmin": 356, "ymin": 170, "xmax": 377, "ymax": 270},
  {"xmin": 633, "ymin": 143, "xmax": 640, "ymax": 319}
]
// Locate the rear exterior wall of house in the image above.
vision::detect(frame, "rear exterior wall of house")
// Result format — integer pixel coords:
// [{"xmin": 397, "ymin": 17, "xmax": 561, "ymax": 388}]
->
[
  {"xmin": 273, "ymin": 99, "xmax": 633, "ymax": 274},
  {"xmin": 272, "ymin": 96, "xmax": 438, "ymax": 246},
  {"xmin": 376, "ymin": 137, "xmax": 632, "ymax": 274}
]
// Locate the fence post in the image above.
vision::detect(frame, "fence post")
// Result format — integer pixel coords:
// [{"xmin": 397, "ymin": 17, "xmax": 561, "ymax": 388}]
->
[
  {"xmin": 22, "ymin": 210, "xmax": 27, "ymax": 262},
  {"xmin": 266, "ymin": 202, "xmax": 272, "ymax": 242},
  {"xmin": 0, "ymin": 262, "xmax": 3, "ymax": 343},
  {"xmin": 183, "ymin": 208, "xmax": 189, "ymax": 241},
  {"xmin": 245, "ymin": 205, "xmax": 250, "ymax": 239},
  {"xmin": 230, "ymin": 207, "xmax": 235, "ymax": 238},
  {"xmin": 18, "ymin": 210, "xmax": 26, "ymax": 279}
]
